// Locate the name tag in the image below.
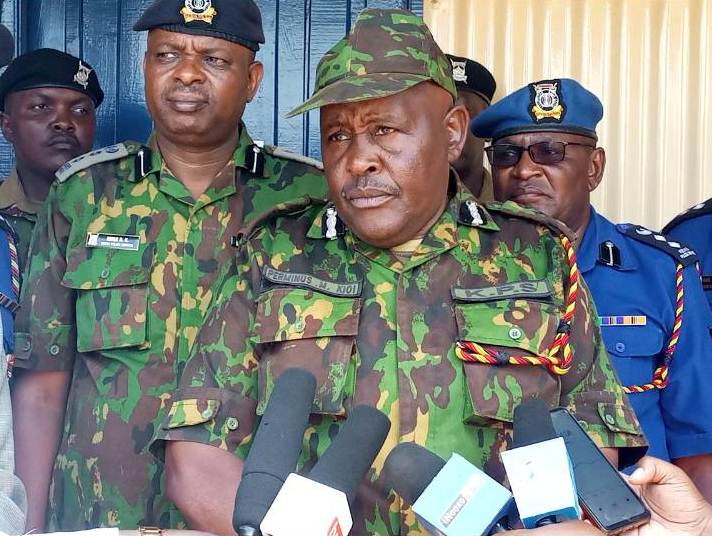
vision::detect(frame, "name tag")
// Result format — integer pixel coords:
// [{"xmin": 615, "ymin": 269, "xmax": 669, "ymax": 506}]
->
[
  {"xmin": 262, "ymin": 266, "xmax": 362, "ymax": 298},
  {"xmin": 86, "ymin": 233, "xmax": 140, "ymax": 251},
  {"xmin": 452, "ymin": 280, "xmax": 552, "ymax": 302},
  {"xmin": 599, "ymin": 315, "xmax": 647, "ymax": 327}
]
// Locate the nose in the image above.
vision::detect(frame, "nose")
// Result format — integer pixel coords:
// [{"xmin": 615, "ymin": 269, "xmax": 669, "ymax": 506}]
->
[
  {"xmin": 345, "ymin": 133, "xmax": 381, "ymax": 178},
  {"xmin": 173, "ymin": 56, "xmax": 205, "ymax": 86},
  {"xmin": 52, "ymin": 106, "xmax": 75, "ymax": 132},
  {"xmin": 511, "ymin": 149, "xmax": 541, "ymax": 182}
]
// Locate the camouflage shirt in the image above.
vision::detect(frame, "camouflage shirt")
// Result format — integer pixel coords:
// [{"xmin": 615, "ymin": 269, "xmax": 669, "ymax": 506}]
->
[
  {"xmin": 158, "ymin": 179, "xmax": 646, "ymax": 536},
  {"xmin": 16, "ymin": 124, "xmax": 326, "ymax": 530}
]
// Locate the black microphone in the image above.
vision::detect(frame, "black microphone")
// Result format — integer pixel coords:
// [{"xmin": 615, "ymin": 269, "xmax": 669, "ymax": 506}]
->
[
  {"xmin": 232, "ymin": 368, "xmax": 317, "ymax": 536},
  {"xmin": 259, "ymin": 405, "xmax": 391, "ymax": 535},
  {"xmin": 0, "ymin": 24, "xmax": 14, "ymax": 68},
  {"xmin": 382, "ymin": 442, "xmax": 513, "ymax": 535}
]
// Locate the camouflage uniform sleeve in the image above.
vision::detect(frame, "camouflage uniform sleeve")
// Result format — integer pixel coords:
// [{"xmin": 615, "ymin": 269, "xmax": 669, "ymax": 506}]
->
[
  {"xmin": 152, "ymin": 252, "xmax": 260, "ymax": 460},
  {"xmin": 560, "ymin": 276, "xmax": 648, "ymax": 468},
  {"xmin": 14, "ymin": 183, "xmax": 76, "ymax": 371}
]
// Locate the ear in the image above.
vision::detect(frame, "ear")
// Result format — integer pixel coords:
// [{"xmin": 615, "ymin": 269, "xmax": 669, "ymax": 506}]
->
[
  {"xmin": 587, "ymin": 146, "xmax": 606, "ymax": 193},
  {"xmin": 246, "ymin": 61, "xmax": 264, "ymax": 103},
  {"xmin": 444, "ymin": 103, "xmax": 469, "ymax": 164},
  {"xmin": 0, "ymin": 111, "xmax": 14, "ymax": 144}
]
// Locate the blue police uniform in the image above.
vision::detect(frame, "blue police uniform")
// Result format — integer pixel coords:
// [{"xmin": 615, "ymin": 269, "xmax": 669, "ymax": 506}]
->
[
  {"xmin": 664, "ymin": 198, "xmax": 712, "ymax": 310},
  {"xmin": 471, "ymin": 77, "xmax": 712, "ymax": 466},
  {"xmin": 0, "ymin": 216, "xmax": 18, "ymax": 356},
  {"xmin": 580, "ymin": 208, "xmax": 712, "ymax": 463}
]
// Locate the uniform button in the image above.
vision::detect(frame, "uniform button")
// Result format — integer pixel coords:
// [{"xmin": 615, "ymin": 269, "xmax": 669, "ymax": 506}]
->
[
  {"xmin": 615, "ymin": 342, "xmax": 626, "ymax": 353},
  {"xmin": 49, "ymin": 344, "xmax": 60, "ymax": 356},
  {"xmin": 226, "ymin": 417, "xmax": 239, "ymax": 431},
  {"xmin": 509, "ymin": 327, "xmax": 523, "ymax": 340},
  {"xmin": 201, "ymin": 409, "xmax": 213, "ymax": 419},
  {"xmin": 605, "ymin": 414, "xmax": 616, "ymax": 426},
  {"xmin": 100, "ymin": 268, "xmax": 110, "ymax": 279},
  {"xmin": 294, "ymin": 320, "xmax": 305, "ymax": 332}
]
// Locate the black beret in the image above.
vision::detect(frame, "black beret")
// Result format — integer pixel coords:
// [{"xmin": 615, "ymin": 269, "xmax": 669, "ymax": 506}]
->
[
  {"xmin": 0, "ymin": 24, "xmax": 13, "ymax": 67},
  {"xmin": 445, "ymin": 54, "xmax": 496, "ymax": 104},
  {"xmin": 134, "ymin": 0, "xmax": 265, "ymax": 52},
  {"xmin": 0, "ymin": 48, "xmax": 104, "ymax": 111}
]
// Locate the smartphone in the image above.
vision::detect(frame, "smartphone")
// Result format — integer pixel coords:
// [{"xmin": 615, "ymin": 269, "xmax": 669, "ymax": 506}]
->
[{"xmin": 550, "ymin": 408, "xmax": 650, "ymax": 535}]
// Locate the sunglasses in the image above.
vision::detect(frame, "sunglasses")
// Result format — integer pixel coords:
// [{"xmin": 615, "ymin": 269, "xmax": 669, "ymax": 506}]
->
[{"xmin": 485, "ymin": 141, "xmax": 596, "ymax": 167}]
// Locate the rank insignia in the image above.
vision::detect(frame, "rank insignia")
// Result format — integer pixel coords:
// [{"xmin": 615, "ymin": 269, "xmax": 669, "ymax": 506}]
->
[
  {"xmin": 181, "ymin": 0, "xmax": 217, "ymax": 24},
  {"xmin": 322, "ymin": 206, "xmax": 345, "ymax": 240},
  {"xmin": 529, "ymin": 80, "xmax": 566, "ymax": 122},
  {"xmin": 73, "ymin": 61, "xmax": 92, "ymax": 90},
  {"xmin": 6, "ymin": 353, "xmax": 14, "ymax": 379},
  {"xmin": 450, "ymin": 60, "xmax": 468, "ymax": 83},
  {"xmin": 459, "ymin": 200, "xmax": 486, "ymax": 227}
]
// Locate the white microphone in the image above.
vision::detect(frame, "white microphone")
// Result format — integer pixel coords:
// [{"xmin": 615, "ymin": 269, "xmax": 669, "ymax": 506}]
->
[
  {"xmin": 382, "ymin": 443, "xmax": 513, "ymax": 536},
  {"xmin": 500, "ymin": 399, "xmax": 581, "ymax": 528},
  {"xmin": 259, "ymin": 405, "xmax": 391, "ymax": 536}
]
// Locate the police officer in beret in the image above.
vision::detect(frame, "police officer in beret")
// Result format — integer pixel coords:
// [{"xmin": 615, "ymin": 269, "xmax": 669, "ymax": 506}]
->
[
  {"xmin": 445, "ymin": 54, "xmax": 496, "ymax": 201},
  {"xmin": 0, "ymin": 48, "xmax": 102, "ymax": 276},
  {"xmin": 473, "ymin": 78, "xmax": 712, "ymax": 499},
  {"xmin": 12, "ymin": 0, "xmax": 325, "ymax": 532}
]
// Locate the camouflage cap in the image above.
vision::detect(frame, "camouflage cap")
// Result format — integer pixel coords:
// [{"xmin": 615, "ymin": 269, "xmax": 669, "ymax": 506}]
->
[{"xmin": 287, "ymin": 8, "xmax": 456, "ymax": 117}]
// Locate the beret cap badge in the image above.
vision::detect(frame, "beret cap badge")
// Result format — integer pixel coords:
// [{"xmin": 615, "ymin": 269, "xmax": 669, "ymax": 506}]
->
[
  {"xmin": 73, "ymin": 61, "xmax": 92, "ymax": 90},
  {"xmin": 180, "ymin": 0, "xmax": 217, "ymax": 25},
  {"xmin": 451, "ymin": 60, "xmax": 468, "ymax": 84},
  {"xmin": 529, "ymin": 80, "xmax": 566, "ymax": 122}
]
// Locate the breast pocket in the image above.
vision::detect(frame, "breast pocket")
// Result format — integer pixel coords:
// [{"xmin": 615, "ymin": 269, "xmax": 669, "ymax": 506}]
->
[
  {"xmin": 61, "ymin": 244, "xmax": 154, "ymax": 353},
  {"xmin": 251, "ymin": 287, "xmax": 361, "ymax": 416},
  {"xmin": 602, "ymin": 324, "xmax": 665, "ymax": 386},
  {"xmin": 455, "ymin": 298, "xmax": 562, "ymax": 426}
]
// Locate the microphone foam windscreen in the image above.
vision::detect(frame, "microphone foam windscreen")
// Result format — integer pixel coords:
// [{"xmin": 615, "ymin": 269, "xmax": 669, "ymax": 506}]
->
[
  {"xmin": 308, "ymin": 405, "xmax": 391, "ymax": 504},
  {"xmin": 512, "ymin": 399, "xmax": 557, "ymax": 449},
  {"xmin": 0, "ymin": 25, "xmax": 14, "ymax": 68},
  {"xmin": 381, "ymin": 442, "xmax": 446, "ymax": 505},
  {"xmin": 233, "ymin": 368, "xmax": 317, "ymax": 532}
]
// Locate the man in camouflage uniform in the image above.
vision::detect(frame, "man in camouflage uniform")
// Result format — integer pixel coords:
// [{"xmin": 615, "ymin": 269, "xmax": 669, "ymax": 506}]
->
[
  {"xmin": 11, "ymin": 0, "xmax": 325, "ymax": 531},
  {"xmin": 156, "ymin": 9, "xmax": 646, "ymax": 536}
]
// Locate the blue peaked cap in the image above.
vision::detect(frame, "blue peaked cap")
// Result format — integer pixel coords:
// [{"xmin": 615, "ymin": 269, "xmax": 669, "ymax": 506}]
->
[{"xmin": 470, "ymin": 78, "xmax": 603, "ymax": 141}]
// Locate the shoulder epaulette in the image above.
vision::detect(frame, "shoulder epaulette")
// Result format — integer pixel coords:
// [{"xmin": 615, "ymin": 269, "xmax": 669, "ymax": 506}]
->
[
  {"xmin": 55, "ymin": 142, "xmax": 144, "ymax": 183},
  {"xmin": 233, "ymin": 196, "xmax": 327, "ymax": 247},
  {"xmin": 662, "ymin": 198, "xmax": 712, "ymax": 233},
  {"xmin": 619, "ymin": 224, "xmax": 698, "ymax": 267},
  {"xmin": 485, "ymin": 200, "xmax": 576, "ymax": 241},
  {"xmin": 263, "ymin": 145, "xmax": 324, "ymax": 171}
]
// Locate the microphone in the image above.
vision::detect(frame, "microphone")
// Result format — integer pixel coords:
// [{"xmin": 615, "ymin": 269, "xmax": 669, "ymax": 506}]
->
[
  {"xmin": 259, "ymin": 405, "xmax": 391, "ymax": 536},
  {"xmin": 0, "ymin": 24, "xmax": 13, "ymax": 67},
  {"xmin": 500, "ymin": 399, "xmax": 581, "ymax": 528},
  {"xmin": 232, "ymin": 368, "xmax": 317, "ymax": 536},
  {"xmin": 382, "ymin": 443, "xmax": 513, "ymax": 536}
]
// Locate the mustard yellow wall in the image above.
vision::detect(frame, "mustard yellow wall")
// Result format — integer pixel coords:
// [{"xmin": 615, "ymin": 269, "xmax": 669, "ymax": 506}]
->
[{"xmin": 425, "ymin": 0, "xmax": 712, "ymax": 229}]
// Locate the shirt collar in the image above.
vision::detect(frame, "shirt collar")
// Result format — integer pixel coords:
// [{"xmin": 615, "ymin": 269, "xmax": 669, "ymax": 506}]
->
[
  {"xmin": 578, "ymin": 207, "xmax": 637, "ymax": 273},
  {"xmin": 306, "ymin": 176, "xmax": 499, "ymax": 272},
  {"xmin": 0, "ymin": 168, "xmax": 43, "ymax": 215}
]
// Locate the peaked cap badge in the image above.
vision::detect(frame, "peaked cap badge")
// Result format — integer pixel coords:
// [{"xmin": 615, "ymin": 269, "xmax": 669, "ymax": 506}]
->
[
  {"xmin": 529, "ymin": 81, "xmax": 565, "ymax": 122},
  {"xmin": 181, "ymin": 0, "xmax": 217, "ymax": 24},
  {"xmin": 73, "ymin": 61, "xmax": 92, "ymax": 90},
  {"xmin": 451, "ymin": 60, "xmax": 468, "ymax": 83}
]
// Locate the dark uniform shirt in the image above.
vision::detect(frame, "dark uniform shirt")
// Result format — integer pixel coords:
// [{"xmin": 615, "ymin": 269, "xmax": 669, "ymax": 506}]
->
[
  {"xmin": 157, "ymin": 181, "xmax": 646, "ymax": 536},
  {"xmin": 664, "ymin": 198, "xmax": 712, "ymax": 310},
  {"xmin": 17, "ymin": 124, "xmax": 327, "ymax": 530},
  {"xmin": 579, "ymin": 207, "xmax": 712, "ymax": 463}
]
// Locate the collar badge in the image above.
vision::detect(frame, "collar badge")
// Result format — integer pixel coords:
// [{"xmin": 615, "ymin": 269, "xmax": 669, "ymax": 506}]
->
[{"xmin": 181, "ymin": 0, "xmax": 217, "ymax": 24}]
